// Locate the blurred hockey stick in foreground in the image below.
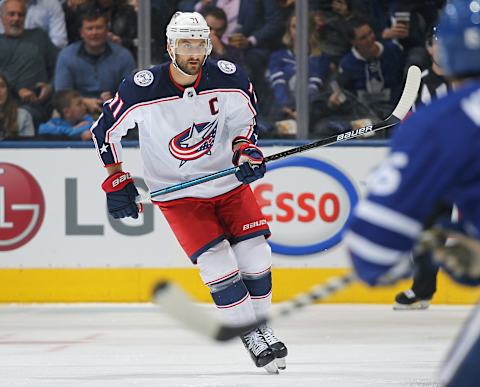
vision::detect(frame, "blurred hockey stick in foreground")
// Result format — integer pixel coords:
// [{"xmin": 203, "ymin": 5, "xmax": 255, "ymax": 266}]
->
[
  {"xmin": 153, "ymin": 272, "xmax": 357, "ymax": 341},
  {"xmin": 136, "ymin": 65, "xmax": 421, "ymax": 204},
  {"xmin": 153, "ymin": 224, "xmax": 480, "ymax": 342}
]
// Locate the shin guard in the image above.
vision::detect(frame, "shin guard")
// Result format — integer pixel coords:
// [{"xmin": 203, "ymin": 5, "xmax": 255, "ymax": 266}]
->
[
  {"xmin": 198, "ymin": 240, "xmax": 256, "ymax": 326},
  {"xmin": 233, "ymin": 236, "xmax": 273, "ymax": 319}
]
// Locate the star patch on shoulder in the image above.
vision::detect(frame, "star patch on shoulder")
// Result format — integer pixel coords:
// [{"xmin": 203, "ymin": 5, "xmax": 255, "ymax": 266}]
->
[
  {"xmin": 217, "ymin": 60, "xmax": 236, "ymax": 74},
  {"xmin": 134, "ymin": 70, "xmax": 154, "ymax": 87}
]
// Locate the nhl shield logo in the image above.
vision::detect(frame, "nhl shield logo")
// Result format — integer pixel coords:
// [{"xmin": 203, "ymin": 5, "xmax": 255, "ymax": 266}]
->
[
  {"xmin": 217, "ymin": 60, "xmax": 236, "ymax": 74},
  {"xmin": 134, "ymin": 70, "xmax": 154, "ymax": 87}
]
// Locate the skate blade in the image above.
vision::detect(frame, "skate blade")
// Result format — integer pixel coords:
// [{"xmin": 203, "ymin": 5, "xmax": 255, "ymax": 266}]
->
[
  {"xmin": 393, "ymin": 301, "xmax": 430, "ymax": 310},
  {"xmin": 263, "ymin": 361, "xmax": 279, "ymax": 374},
  {"xmin": 274, "ymin": 357, "xmax": 286, "ymax": 370}
]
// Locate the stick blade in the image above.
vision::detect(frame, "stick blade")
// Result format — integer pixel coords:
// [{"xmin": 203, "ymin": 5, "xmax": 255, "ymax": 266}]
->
[
  {"xmin": 391, "ymin": 65, "xmax": 422, "ymax": 121},
  {"xmin": 152, "ymin": 281, "xmax": 266, "ymax": 341},
  {"xmin": 214, "ymin": 318, "xmax": 267, "ymax": 342},
  {"xmin": 152, "ymin": 281, "xmax": 220, "ymax": 339}
]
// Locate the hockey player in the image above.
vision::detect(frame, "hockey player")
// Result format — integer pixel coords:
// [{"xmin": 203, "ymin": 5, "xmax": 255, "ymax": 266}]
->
[
  {"xmin": 90, "ymin": 12, "xmax": 287, "ymax": 374},
  {"xmin": 344, "ymin": 1, "xmax": 480, "ymax": 386},
  {"xmin": 393, "ymin": 25, "xmax": 453, "ymax": 310}
]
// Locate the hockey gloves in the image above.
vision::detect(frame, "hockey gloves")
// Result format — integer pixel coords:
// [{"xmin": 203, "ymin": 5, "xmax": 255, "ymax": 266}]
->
[
  {"xmin": 428, "ymin": 227, "xmax": 480, "ymax": 287},
  {"xmin": 102, "ymin": 172, "xmax": 142, "ymax": 219},
  {"xmin": 232, "ymin": 143, "xmax": 266, "ymax": 184}
]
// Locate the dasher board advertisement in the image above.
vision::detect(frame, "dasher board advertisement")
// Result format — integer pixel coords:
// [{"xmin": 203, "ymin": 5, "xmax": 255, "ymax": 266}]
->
[{"xmin": 0, "ymin": 146, "xmax": 386, "ymax": 268}]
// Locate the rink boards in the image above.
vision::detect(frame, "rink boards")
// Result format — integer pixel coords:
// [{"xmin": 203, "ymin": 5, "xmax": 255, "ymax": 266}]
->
[{"xmin": 1, "ymin": 144, "xmax": 478, "ymax": 303}]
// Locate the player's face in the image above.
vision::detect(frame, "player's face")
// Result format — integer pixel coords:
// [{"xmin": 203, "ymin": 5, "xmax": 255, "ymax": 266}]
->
[
  {"xmin": 174, "ymin": 39, "xmax": 208, "ymax": 75},
  {"xmin": 1, "ymin": 0, "xmax": 26, "ymax": 37}
]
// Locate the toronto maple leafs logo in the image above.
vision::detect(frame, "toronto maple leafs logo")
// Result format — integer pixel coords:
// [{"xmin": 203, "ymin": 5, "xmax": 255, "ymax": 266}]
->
[
  {"xmin": 169, "ymin": 118, "xmax": 219, "ymax": 166},
  {"xmin": 366, "ymin": 60, "xmax": 384, "ymax": 93}
]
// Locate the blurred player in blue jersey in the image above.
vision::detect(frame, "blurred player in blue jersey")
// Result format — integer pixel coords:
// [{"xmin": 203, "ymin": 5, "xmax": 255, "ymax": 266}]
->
[
  {"xmin": 90, "ymin": 12, "xmax": 287, "ymax": 373},
  {"xmin": 344, "ymin": 1, "xmax": 480, "ymax": 386}
]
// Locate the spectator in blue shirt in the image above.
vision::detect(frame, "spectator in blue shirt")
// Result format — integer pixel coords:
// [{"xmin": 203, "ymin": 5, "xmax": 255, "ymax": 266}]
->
[
  {"xmin": 330, "ymin": 16, "xmax": 404, "ymax": 122},
  {"xmin": 268, "ymin": 13, "xmax": 331, "ymax": 126},
  {"xmin": 38, "ymin": 89, "xmax": 93, "ymax": 140},
  {"xmin": 54, "ymin": 9, "xmax": 136, "ymax": 114}
]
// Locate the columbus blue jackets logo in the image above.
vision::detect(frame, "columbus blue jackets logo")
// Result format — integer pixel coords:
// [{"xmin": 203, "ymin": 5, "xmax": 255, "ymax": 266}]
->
[{"xmin": 169, "ymin": 118, "xmax": 218, "ymax": 166}]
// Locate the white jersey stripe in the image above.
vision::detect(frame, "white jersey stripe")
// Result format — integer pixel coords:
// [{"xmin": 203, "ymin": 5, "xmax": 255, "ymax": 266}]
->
[
  {"xmin": 245, "ymin": 124, "xmax": 254, "ymax": 140},
  {"xmin": 344, "ymin": 231, "xmax": 404, "ymax": 265},
  {"xmin": 108, "ymin": 92, "xmax": 119, "ymax": 109},
  {"xmin": 113, "ymin": 98, "xmax": 124, "ymax": 119},
  {"xmin": 270, "ymin": 71, "xmax": 284, "ymax": 80},
  {"xmin": 355, "ymin": 200, "xmax": 422, "ymax": 239},
  {"xmin": 105, "ymin": 95, "xmax": 181, "ymax": 144},
  {"xmin": 111, "ymin": 142, "xmax": 119, "ymax": 164}
]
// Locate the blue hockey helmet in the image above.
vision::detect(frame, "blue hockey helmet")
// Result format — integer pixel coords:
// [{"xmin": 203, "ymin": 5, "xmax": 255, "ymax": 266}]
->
[{"xmin": 437, "ymin": 0, "xmax": 480, "ymax": 77}]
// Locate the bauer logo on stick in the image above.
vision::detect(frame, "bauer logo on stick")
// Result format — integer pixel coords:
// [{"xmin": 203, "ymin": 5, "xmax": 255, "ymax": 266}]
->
[
  {"xmin": 336, "ymin": 125, "xmax": 373, "ymax": 141},
  {"xmin": 0, "ymin": 163, "xmax": 45, "ymax": 251}
]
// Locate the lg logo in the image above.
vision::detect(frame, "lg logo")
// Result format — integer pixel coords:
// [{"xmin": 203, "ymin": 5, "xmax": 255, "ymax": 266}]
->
[{"xmin": 0, "ymin": 163, "xmax": 45, "ymax": 251}]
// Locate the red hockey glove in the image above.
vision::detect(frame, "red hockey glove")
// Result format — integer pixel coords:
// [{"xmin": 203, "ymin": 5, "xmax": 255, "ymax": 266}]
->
[
  {"xmin": 232, "ymin": 143, "xmax": 266, "ymax": 184},
  {"xmin": 102, "ymin": 172, "xmax": 142, "ymax": 219}
]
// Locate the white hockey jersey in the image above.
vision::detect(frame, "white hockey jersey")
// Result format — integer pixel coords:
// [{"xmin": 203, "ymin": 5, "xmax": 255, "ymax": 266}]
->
[{"xmin": 91, "ymin": 59, "xmax": 259, "ymax": 201}]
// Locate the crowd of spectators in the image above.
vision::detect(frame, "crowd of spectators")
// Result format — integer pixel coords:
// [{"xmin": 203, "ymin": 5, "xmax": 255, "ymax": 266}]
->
[{"xmin": 0, "ymin": 0, "xmax": 447, "ymax": 141}]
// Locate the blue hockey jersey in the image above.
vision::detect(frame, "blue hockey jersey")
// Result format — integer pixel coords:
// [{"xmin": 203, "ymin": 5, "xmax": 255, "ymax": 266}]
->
[
  {"xmin": 338, "ymin": 41, "xmax": 404, "ymax": 106},
  {"xmin": 91, "ymin": 59, "xmax": 259, "ymax": 201},
  {"xmin": 268, "ymin": 49, "xmax": 331, "ymax": 108},
  {"xmin": 344, "ymin": 81, "xmax": 480, "ymax": 285}
]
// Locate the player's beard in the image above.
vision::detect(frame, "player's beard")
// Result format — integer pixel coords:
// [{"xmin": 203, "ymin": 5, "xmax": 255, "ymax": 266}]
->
[{"xmin": 176, "ymin": 55, "xmax": 205, "ymax": 76}]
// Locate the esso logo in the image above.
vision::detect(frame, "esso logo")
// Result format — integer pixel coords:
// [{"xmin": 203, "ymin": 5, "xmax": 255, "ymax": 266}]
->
[
  {"xmin": 0, "ymin": 163, "xmax": 45, "ymax": 251},
  {"xmin": 252, "ymin": 157, "xmax": 358, "ymax": 256}
]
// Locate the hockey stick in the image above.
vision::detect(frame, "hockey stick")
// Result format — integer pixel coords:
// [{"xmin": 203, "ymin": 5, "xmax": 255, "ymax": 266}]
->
[
  {"xmin": 151, "ymin": 224, "xmax": 448, "ymax": 342},
  {"xmin": 153, "ymin": 272, "xmax": 357, "ymax": 341},
  {"xmin": 150, "ymin": 66, "xmax": 421, "ymax": 339},
  {"xmin": 136, "ymin": 65, "xmax": 421, "ymax": 204}
]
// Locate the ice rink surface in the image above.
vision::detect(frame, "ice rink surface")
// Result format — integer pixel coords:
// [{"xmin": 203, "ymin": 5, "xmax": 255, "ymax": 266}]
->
[{"xmin": 0, "ymin": 303, "xmax": 472, "ymax": 387}]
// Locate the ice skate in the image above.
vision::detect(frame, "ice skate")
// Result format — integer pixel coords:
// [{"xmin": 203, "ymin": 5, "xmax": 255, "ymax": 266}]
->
[
  {"xmin": 393, "ymin": 289, "xmax": 431, "ymax": 310},
  {"xmin": 259, "ymin": 324, "xmax": 288, "ymax": 370},
  {"xmin": 241, "ymin": 329, "xmax": 278, "ymax": 374}
]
